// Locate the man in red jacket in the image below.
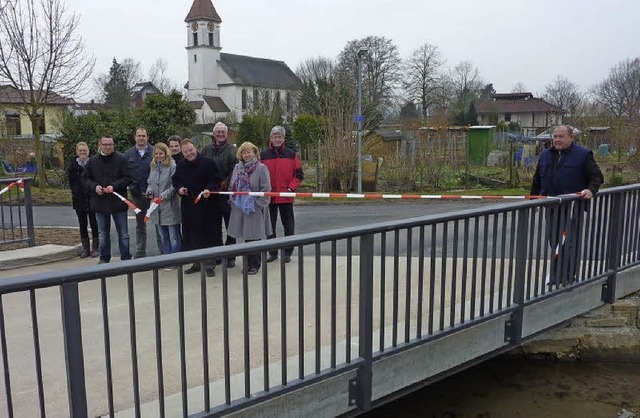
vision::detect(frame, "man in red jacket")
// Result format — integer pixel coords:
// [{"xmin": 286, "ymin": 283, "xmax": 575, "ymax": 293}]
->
[{"xmin": 260, "ymin": 126, "xmax": 304, "ymax": 263}]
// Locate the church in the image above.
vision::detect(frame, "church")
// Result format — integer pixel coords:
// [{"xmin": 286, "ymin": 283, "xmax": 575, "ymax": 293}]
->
[{"xmin": 184, "ymin": 0, "xmax": 302, "ymax": 124}]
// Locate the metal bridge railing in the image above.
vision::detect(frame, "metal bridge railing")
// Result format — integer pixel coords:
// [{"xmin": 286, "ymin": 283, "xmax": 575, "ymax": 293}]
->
[
  {"xmin": 0, "ymin": 177, "xmax": 35, "ymax": 248},
  {"xmin": 0, "ymin": 184, "xmax": 637, "ymax": 417}
]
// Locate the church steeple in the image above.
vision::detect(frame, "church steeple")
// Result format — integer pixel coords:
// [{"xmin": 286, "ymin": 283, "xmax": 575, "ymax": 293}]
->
[
  {"xmin": 185, "ymin": 0, "xmax": 222, "ymax": 102},
  {"xmin": 185, "ymin": 0, "xmax": 222, "ymax": 23}
]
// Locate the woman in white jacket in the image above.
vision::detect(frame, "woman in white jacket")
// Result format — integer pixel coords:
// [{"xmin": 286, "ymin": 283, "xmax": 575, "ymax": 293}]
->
[{"xmin": 146, "ymin": 142, "xmax": 181, "ymax": 254}]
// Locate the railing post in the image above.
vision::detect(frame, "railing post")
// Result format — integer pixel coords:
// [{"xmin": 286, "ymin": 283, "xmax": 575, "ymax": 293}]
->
[
  {"xmin": 22, "ymin": 179, "xmax": 35, "ymax": 247},
  {"xmin": 603, "ymin": 193, "xmax": 624, "ymax": 303},
  {"xmin": 351, "ymin": 233, "xmax": 374, "ymax": 411},
  {"xmin": 60, "ymin": 282, "xmax": 87, "ymax": 418},
  {"xmin": 506, "ymin": 208, "xmax": 529, "ymax": 345}
]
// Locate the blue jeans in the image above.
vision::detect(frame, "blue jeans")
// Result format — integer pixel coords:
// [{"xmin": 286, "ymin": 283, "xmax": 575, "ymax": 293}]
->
[
  {"xmin": 95, "ymin": 210, "xmax": 131, "ymax": 262},
  {"xmin": 156, "ymin": 224, "xmax": 181, "ymax": 254}
]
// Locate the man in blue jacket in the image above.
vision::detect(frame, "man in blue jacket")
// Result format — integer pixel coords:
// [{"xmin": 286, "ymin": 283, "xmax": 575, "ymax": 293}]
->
[
  {"xmin": 531, "ymin": 125, "xmax": 604, "ymax": 287},
  {"xmin": 125, "ymin": 127, "xmax": 154, "ymax": 258}
]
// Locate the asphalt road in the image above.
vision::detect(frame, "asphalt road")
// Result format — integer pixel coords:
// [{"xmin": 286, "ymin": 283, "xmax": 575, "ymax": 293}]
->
[
  {"xmin": 29, "ymin": 200, "xmax": 514, "ymax": 258},
  {"xmin": 32, "ymin": 201, "xmax": 494, "ymax": 229}
]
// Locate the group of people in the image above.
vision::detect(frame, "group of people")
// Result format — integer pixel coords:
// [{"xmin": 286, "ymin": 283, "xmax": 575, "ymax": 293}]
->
[
  {"xmin": 68, "ymin": 123, "xmax": 603, "ymax": 285},
  {"xmin": 67, "ymin": 122, "xmax": 304, "ymax": 276}
]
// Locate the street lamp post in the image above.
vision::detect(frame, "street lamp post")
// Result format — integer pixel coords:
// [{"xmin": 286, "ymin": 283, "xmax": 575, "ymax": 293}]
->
[{"xmin": 356, "ymin": 47, "xmax": 367, "ymax": 193}]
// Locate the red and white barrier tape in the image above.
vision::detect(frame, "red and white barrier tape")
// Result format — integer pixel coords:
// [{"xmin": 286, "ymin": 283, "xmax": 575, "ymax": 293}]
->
[
  {"xmin": 0, "ymin": 179, "xmax": 24, "ymax": 196},
  {"xmin": 209, "ymin": 191, "xmax": 557, "ymax": 200},
  {"xmin": 554, "ymin": 229, "xmax": 568, "ymax": 260},
  {"xmin": 144, "ymin": 197, "xmax": 162, "ymax": 222},
  {"xmin": 112, "ymin": 191, "xmax": 142, "ymax": 214}
]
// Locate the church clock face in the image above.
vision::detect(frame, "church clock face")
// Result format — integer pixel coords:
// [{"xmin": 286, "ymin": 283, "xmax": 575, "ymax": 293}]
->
[
  {"xmin": 191, "ymin": 22, "xmax": 198, "ymax": 31},
  {"xmin": 207, "ymin": 22, "xmax": 215, "ymax": 32}
]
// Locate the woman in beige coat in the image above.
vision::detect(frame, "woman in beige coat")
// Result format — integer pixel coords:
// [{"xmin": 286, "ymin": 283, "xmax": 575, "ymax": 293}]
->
[{"xmin": 227, "ymin": 142, "xmax": 272, "ymax": 275}]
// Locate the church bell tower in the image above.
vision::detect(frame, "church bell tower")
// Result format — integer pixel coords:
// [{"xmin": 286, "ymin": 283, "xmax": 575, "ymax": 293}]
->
[{"xmin": 185, "ymin": 0, "xmax": 222, "ymax": 101}]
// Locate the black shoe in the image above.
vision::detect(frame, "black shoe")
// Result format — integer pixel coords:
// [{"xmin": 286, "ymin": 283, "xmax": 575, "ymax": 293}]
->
[
  {"xmin": 266, "ymin": 254, "xmax": 278, "ymax": 263},
  {"xmin": 185, "ymin": 264, "xmax": 201, "ymax": 274},
  {"xmin": 206, "ymin": 268, "xmax": 215, "ymax": 277},
  {"xmin": 133, "ymin": 253, "xmax": 146, "ymax": 259},
  {"xmin": 227, "ymin": 259, "xmax": 236, "ymax": 268},
  {"xmin": 284, "ymin": 255, "xmax": 292, "ymax": 264},
  {"xmin": 247, "ymin": 267, "xmax": 259, "ymax": 275},
  {"xmin": 98, "ymin": 259, "xmax": 109, "ymax": 264}
]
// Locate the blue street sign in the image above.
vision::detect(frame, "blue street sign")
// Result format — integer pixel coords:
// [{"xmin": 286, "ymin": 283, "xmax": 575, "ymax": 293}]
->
[{"xmin": 354, "ymin": 115, "xmax": 365, "ymax": 123}]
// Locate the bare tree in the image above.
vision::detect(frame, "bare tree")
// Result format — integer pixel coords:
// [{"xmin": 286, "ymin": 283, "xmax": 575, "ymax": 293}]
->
[
  {"xmin": 0, "ymin": 0, "xmax": 95, "ymax": 190},
  {"xmin": 511, "ymin": 81, "xmax": 528, "ymax": 93},
  {"xmin": 443, "ymin": 60, "xmax": 483, "ymax": 117},
  {"xmin": 338, "ymin": 35, "xmax": 402, "ymax": 126},
  {"xmin": 543, "ymin": 75, "xmax": 583, "ymax": 116},
  {"xmin": 403, "ymin": 42, "xmax": 444, "ymax": 119},
  {"xmin": 298, "ymin": 57, "xmax": 357, "ymax": 135},
  {"xmin": 149, "ymin": 58, "xmax": 176, "ymax": 94},
  {"xmin": 594, "ymin": 57, "xmax": 640, "ymax": 118}
]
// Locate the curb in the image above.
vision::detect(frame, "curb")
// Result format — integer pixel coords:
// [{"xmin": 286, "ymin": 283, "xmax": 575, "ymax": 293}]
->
[{"xmin": 0, "ymin": 244, "xmax": 81, "ymax": 271}]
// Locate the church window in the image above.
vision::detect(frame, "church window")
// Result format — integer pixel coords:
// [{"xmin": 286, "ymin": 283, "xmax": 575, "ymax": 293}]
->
[
  {"xmin": 193, "ymin": 33, "xmax": 198, "ymax": 46},
  {"xmin": 286, "ymin": 92, "xmax": 292, "ymax": 113},
  {"xmin": 253, "ymin": 89, "xmax": 259, "ymax": 109},
  {"xmin": 263, "ymin": 90, "xmax": 270, "ymax": 107},
  {"xmin": 275, "ymin": 91, "xmax": 281, "ymax": 108},
  {"xmin": 242, "ymin": 89, "xmax": 247, "ymax": 110},
  {"xmin": 208, "ymin": 33, "xmax": 213, "ymax": 46}
]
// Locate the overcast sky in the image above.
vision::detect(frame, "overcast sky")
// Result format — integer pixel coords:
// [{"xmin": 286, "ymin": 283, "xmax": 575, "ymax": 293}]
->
[{"xmin": 68, "ymin": 0, "xmax": 639, "ymax": 100}]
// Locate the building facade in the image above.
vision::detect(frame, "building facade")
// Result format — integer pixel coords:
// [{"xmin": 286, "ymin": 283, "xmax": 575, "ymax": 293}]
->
[
  {"xmin": 0, "ymin": 85, "xmax": 72, "ymax": 137},
  {"xmin": 184, "ymin": 0, "xmax": 302, "ymax": 124},
  {"xmin": 476, "ymin": 92, "xmax": 565, "ymax": 136}
]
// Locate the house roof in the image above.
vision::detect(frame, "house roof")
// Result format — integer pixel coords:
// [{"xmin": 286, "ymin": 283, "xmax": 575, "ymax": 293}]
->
[
  {"xmin": 130, "ymin": 81, "xmax": 160, "ymax": 99},
  {"xmin": 476, "ymin": 97, "xmax": 565, "ymax": 114},
  {"xmin": 185, "ymin": 0, "xmax": 222, "ymax": 23},
  {"xmin": 491, "ymin": 92, "xmax": 534, "ymax": 101},
  {"xmin": 0, "ymin": 85, "xmax": 74, "ymax": 105},
  {"xmin": 71, "ymin": 101, "xmax": 104, "ymax": 112},
  {"xmin": 203, "ymin": 96, "xmax": 230, "ymax": 112},
  {"xmin": 219, "ymin": 53, "xmax": 303, "ymax": 90}
]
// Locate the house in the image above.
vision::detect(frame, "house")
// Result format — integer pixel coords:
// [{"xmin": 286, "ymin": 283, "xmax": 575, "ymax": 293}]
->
[
  {"xmin": 476, "ymin": 92, "xmax": 565, "ymax": 136},
  {"xmin": 130, "ymin": 82, "xmax": 161, "ymax": 110},
  {"xmin": 184, "ymin": 0, "xmax": 302, "ymax": 124},
  {"xmin": 0, "ymin": 85, "xmax": 73, "ymax": 137},
  {"xmin": 70, "ymin": 100, "xmax": 104, "ymax": 117}
]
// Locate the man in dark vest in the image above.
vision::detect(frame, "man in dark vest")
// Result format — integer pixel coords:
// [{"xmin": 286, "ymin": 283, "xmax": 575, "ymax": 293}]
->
[{"xmin": 531, "ymin": 125, "xmax": 604, "ymax": 287}]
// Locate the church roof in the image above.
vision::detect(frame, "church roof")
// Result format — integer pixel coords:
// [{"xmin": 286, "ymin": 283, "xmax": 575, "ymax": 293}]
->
[
  {"xmin": 203, "ymin": 96, "xmax": 230, "ymax": 112},
  {"xmin": 219, "ymin": 53, "xmax": 302, "ymax": 90},
  {"xmin": 185, "ymin": 0, "xmax": 222, "ymax": 23}
]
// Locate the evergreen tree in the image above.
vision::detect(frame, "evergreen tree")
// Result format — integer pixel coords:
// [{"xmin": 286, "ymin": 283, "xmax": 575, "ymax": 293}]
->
[{"xmin": 104, "ymin": 58, "xmax": 130, "ymax": 110}]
